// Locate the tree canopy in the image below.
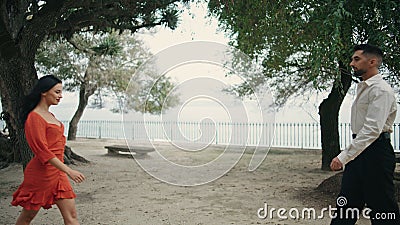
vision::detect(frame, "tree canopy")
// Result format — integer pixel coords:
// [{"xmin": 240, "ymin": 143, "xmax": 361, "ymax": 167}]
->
[
  {"xmin": 209, "ymin": 0, "xmax": 400, "ymax": 104},
  {"xmin": 208, "ymin": 0, "xmax": 400, "ymax": 170}
]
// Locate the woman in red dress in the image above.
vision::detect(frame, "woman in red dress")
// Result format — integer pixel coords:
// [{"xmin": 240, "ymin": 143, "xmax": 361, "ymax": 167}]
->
[{"xmin": 11, "ymin": 75, "xmax": 85, "ymax": 225}]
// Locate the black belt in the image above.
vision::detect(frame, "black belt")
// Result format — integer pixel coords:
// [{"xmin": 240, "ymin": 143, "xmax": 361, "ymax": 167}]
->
[{"xmin": 352, "ymin": 132, "xmax": 390, "ymax": 140}]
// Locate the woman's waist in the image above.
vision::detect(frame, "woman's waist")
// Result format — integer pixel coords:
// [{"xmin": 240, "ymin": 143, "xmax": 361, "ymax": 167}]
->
[
  {"xmin": 28, "ymin": 154, "xmax": 64, "ymax": 166},
  {"xmin": 25, "ymin": 159, "xmax": 66, "ymax": 174}
]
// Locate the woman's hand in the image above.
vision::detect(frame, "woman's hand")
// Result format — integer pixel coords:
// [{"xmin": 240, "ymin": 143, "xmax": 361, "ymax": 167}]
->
[
  {"xmin": 67, "ymin": 169, "xmax": 85, "ymax": 183},
  {"xmin": 48, "ymin": 157, "xmax": 86, "ymax": 183}
]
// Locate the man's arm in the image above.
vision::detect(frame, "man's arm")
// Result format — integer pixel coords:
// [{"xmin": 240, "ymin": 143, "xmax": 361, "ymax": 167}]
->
[{"xmin": 336, "ymin": 87, "xmax": 394, "ymax": 165}]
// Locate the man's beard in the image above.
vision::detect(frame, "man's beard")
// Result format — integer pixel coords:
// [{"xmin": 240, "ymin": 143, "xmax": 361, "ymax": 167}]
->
[{"xmin": 353, "ymin": 69, "xmax": 366, "ymax": 78}]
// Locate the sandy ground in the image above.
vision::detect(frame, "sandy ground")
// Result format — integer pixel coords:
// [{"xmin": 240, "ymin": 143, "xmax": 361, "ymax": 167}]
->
[{"xmin": 0, "ymin": 138, "xmax": 392, "ymax": 225}]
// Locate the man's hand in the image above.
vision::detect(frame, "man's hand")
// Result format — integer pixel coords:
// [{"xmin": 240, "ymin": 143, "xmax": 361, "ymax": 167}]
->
[{"xmin": 330, "ymin": 157, "xmax": 343, "ymax": 171}]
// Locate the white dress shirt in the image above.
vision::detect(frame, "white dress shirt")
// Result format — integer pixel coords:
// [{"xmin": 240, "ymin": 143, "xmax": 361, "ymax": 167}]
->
[{"xmin": 337, "ymin": 74, "xmax": 397, "ymax": 164}]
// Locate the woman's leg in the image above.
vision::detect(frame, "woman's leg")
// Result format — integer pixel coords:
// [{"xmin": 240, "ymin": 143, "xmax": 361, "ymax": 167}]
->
[
  {"xmin": 15, "ymin": 208, "xmax": 39, "ymax": 225},
  {"xmin": 55, "ymin": 198, "xmax": 79, "ymax": 225}
]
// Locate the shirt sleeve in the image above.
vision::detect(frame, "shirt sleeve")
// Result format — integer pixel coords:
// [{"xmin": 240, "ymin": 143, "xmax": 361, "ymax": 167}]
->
[
  {"xmin": 337, "ymin": 87, "xmax": 394, "ymax": 164},
  {"xmin": 25, "ymin": 113, "xmax": 56, "ymax": 164}
]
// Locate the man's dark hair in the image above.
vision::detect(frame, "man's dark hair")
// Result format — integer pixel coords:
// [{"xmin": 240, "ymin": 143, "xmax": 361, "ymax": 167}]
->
[{"xmin": 353, "ymin": 44, "xmax": 383, "ymax": 65}]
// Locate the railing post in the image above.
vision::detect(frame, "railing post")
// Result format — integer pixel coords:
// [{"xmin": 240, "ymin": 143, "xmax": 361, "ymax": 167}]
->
[
  {"xmin": 215, "ymin": 122, "xmax": 218, "ymax": 145},
  {"xmin": 98, "ymin": 122, "xmax": 101, "ymax": 139},
  {"xmin": 394, "ymin": 123, "xmax": 397, "ymax": 149},
  {"xmin": 132, "ymin": 121, "xmax": 135, "ymax": 140},
  {"xmin": 300, "ymin": 123, "xmax": 304, "ymax": 149}
]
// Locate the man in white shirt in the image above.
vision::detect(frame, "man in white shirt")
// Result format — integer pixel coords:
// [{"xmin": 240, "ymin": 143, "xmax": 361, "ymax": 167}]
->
[{"xmin": 330, "ymin": 44, "xmax": 400, "ymax": 224}]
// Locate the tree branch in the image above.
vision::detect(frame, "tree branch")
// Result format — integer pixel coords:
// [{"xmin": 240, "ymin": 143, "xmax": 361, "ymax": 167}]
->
[{"xmin": 66, "ymin": 36, "xmax": 96, "ymax": 55}]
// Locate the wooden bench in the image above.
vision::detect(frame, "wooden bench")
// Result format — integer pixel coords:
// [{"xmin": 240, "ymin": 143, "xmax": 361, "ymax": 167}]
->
[{"xmin": 104, "ymin": 145, "xmax": 155, "ymax": 158}]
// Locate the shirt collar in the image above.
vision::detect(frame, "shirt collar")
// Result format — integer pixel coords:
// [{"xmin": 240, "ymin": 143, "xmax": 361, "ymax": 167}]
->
[{"xmin": 363, "ymin": 74, "xmax": 382, "ymax": 86}]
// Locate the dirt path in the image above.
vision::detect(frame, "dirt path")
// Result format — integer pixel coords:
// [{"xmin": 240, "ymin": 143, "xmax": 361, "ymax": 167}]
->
[{"xmin": 0, "ymin": 138, "xmax": 381, "ymax": 224}]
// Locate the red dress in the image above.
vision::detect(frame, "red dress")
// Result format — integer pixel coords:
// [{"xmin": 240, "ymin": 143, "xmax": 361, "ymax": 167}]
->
[{"xmin": 11, "ymin": 111, "xmax": 76, "ymax": 210}]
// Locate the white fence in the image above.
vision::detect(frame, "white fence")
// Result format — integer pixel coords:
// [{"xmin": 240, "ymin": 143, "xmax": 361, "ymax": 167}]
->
[{"xmin": 59, "ymin": 120, "xmax": 400, "ymax": 150}]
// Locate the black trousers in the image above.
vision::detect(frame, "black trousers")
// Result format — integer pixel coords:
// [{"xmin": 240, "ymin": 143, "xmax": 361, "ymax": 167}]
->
[{"xmin": 331, "ymin": 137, "xmax": 400, "ymax": 225}]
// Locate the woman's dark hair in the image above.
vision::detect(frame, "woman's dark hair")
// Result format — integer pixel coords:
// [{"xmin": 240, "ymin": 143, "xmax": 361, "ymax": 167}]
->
[{"xmin": 21, "ymin": 75, "xmax": 62, "ymax": 124}]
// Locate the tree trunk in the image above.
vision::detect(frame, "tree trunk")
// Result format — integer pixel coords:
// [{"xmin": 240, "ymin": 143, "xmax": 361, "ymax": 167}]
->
[
  {"xmin": 0, "ymin": 0, "xmax": 65, "ymax": 169},
  {"xmin": 0, "ymin": 56, "xmax": 37, "ymax": 168},
  {"xmin": 319, "ymin": 61, "xmax": 353, "ymax": 170},
  {"xmin": 0, "ymin": 1, "xmax": 88, "ymax": 168},
  {"xmin": 64, "ymin": 145, "xmax": 90, "ymax": 165},
  {"xmin": 0, "ymin": 131, "xmax": 12, "ymax": 169},
  {"xmin": 67, "ymin": 76, "xmax": 96, "ymax": 140}
]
